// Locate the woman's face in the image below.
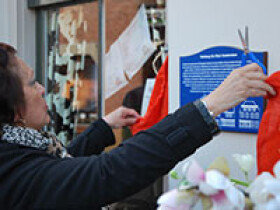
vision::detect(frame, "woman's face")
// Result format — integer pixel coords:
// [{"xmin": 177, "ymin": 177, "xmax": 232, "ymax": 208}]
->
[{"xmin": 17, "ymin": 58, "xmax": 50, "ymax": 130}]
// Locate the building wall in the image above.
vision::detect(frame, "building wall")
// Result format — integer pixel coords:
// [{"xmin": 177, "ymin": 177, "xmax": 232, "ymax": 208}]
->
[
  {"xmin": 0, "ymin": 0, "xmax": 36, "ymax": 70},
  {"xmin": 0, "ymin": 0, "xmax": 18, "ymax": 47},
  {"xmin": 17, "ymin": 0, "xmax": 36, "ymax": 70},
  {"xmin": 167, "ymin": 0, "xmax": 280, "ymax": 190}
]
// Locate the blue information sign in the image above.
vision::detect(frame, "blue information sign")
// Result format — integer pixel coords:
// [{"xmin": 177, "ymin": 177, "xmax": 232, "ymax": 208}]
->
[{"xmin": 180, "ymin": 46, "xmax": 266, "ymax": 133}]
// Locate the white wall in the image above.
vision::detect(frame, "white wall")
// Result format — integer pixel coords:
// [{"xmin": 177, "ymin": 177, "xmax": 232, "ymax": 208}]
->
[
  {"xmin": 0, "ymin": 0, "xmax": 36, "ymax": 69},
  {"xmin": 167, "ymin": 0, "xmax": 280, "ymax": 190},
  {"xmin": 0, "ymin": 0, "xmax": 18, "ymax": 47},
  {"xmin": 17, "ymin": 0, "xmax": 36, "ymax": 70}
]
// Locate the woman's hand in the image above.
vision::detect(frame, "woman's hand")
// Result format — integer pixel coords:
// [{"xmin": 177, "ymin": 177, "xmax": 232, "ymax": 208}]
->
[
  {"xmin": 103, "ymin": 106, "xmax": 141, "ymax": 129},
  {"xmin": 202, "ymin": 63, "xmax": 276, "ymax": 117}
]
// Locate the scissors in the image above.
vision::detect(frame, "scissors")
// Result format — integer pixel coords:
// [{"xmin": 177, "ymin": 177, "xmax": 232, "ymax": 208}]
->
[{"xmin": 238, "ymin": 26, "xmax": 267, "ymax": 74}]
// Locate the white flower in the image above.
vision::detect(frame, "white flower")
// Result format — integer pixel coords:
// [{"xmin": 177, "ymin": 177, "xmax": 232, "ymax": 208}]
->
[
  {"xmin": 157, "ymin": 189, "xmax": 197, "ymax": 210},
  {"xmin": 205, "ymin": 170, "xmax": 230, "ymax": 190},
  {"xmin": 273, "ymin": 161, "xmax": 280, "ymax": 179},
  {"xmin": 246, "ymin": 172, "xmax": 274, "ymax": 204},
  {"xmin": 247, "ymin": 160, "xmax": 280, "ymax": 209},
  {"xmin": 233, "ymin": 154, "xmax": 255, "ymax": 173},
  {"xmin": 186, "ymin": 160, "xmax": 245, "ymax": 209},
  {"xmin": 158, "ymin": 159, "xmax": 246, "ymax": 210}
]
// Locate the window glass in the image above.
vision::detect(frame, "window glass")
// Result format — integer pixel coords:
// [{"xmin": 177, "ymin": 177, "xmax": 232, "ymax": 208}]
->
[{"xmin": 43, "ymin": 2, "xmax": 99, "ymax": 144}]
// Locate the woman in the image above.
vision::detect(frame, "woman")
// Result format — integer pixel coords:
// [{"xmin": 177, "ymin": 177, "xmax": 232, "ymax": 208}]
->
[{"xmin": 0, "ymin": 42, "xmax": 275, "ymax": 210}]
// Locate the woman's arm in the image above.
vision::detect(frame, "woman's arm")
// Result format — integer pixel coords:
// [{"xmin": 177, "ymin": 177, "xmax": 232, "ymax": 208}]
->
[
  {"xmin": 67, "ymin": 108, "xmax": 140, "ymax": 157},
  {"xmin": 67, "ymin": 107, "xmax": 140, "ymax": 157},
  {"xmin": 67, "ymin": 119, "xmax": 115, "ymax": 156},
  {"xmin": 22, "ymin": 102, "xmax": 214, "ymax": 209}
]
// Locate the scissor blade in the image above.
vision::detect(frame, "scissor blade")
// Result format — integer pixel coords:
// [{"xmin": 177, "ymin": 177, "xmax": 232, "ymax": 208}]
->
[
  {"xmin": 238, "ymin": 29, "xmax": 248, "ymax": 53},
  {"xmin": 245, "ymin": 26, "xmax": 249, "ymax": 50},
  {"xmin": 238, "ymin": 30, "xmax": 246, "ymax": 48}
]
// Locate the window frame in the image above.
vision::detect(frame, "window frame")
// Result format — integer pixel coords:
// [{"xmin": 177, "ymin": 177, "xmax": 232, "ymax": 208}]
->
[{"xmin": 28, "ymin": 0, "xmax": 96, "ymax": 9}]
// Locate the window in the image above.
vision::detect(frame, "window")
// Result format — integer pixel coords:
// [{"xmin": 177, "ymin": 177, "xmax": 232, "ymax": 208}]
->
[
  {"xmin": 32, "ymin": 0, "xmax": 103, "ymax": 144},
  {"xmin": 31, "ymin": 0, "xmax": 167, "ymax": 147}
]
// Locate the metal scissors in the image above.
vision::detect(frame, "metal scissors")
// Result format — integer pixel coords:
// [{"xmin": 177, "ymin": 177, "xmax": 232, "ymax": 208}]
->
[{"xmin": 238, "ymin": 26, "xmax": 267, "ymax": 74}]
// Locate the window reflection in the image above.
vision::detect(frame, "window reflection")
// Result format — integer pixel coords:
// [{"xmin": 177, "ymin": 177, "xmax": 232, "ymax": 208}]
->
[{"xmin": 45, "ymin": 2, "xmax": 99, "ymax": 144}]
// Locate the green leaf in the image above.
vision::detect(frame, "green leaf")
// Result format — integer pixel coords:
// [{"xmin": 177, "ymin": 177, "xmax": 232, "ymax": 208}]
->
[
  {"xmin": 170, "ymin": 170, "xmax": 180, "ymax": 180},
  {"xmin": 179, "ymin": 179, "xmax": 190, "ymax": 187}
]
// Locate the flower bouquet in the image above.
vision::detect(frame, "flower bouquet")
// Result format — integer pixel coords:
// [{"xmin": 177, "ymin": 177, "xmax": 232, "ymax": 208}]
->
[{"xmin": 157, "ymin": 154, "xmax": 280, "ymax": 210}]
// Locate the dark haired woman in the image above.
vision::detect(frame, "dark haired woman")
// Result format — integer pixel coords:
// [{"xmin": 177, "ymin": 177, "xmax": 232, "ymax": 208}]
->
[{"xmin": 0, "ymin": 42, "xmax": 275, "ymax": 210}]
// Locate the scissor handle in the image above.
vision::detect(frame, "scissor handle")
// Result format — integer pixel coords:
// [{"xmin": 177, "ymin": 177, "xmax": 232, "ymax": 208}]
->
[
  {"xmin": 241, "ymin": 53, "xmax": 247, "ymax": 66},
  {"xmin": 248, "ymin": 52, "xmax": 267, "ymax": 74}
]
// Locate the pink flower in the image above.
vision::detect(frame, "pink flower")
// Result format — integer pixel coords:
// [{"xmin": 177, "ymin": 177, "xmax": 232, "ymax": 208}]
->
[{"xmin": 158, "ymin": 160, "xmax": 245, "ymax": 209}]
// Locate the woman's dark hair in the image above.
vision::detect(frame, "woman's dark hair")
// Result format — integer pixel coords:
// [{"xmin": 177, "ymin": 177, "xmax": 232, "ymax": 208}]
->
[{"xmin": 0, "ymin": 43, "xmax": 25, "ymax": 126}]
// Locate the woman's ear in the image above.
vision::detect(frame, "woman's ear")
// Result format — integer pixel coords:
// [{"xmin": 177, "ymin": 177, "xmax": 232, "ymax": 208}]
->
[
  {"xmin": 14, "ymin": 107, "xmax": 25, "ymax": 124},
  {"xmin": 14, "ymin": 113, "xmax": 21, "ymax": 122}
]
